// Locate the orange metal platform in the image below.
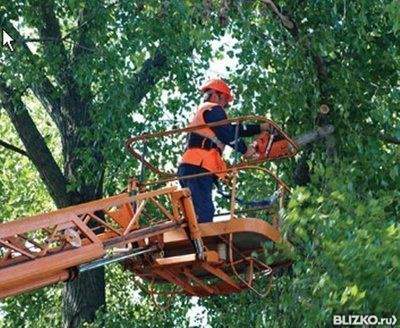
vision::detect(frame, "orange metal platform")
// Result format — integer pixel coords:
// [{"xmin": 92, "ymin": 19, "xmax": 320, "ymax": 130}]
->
[
  {"xmin": 0, "ymin": 117, "xmax": 297, "ymax": 300},
  {"xmin": 123, "ymin": 218, "xmax": 288, "ymax": 297}
]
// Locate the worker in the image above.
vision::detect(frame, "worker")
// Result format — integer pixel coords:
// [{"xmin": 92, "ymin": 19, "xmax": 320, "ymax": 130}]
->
[{"xmin": 177, "ymin": 78, "xmax": 271, "ymax": 223}]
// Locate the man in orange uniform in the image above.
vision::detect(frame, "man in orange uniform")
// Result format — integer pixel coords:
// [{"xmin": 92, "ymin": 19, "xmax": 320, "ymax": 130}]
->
[{"xmin": 178, "ymin": 78, "xmax": 270, "ymax": 223}]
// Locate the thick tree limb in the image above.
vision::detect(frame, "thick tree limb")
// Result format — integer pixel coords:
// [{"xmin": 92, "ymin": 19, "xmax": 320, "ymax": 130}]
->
[
  {"xmin": 294, "ymin": 125, "xmax": 334, "ymax": 147},
  {"xmin": 259, "ymin": 0, "xmax": 296, "ymax": 30},
  {"xmin": 0, "ymin": 82, "xmax": 78, "ymax": 208},
  {"xmin": 130, "ymin": 46, "xmax": 168, "ymax": 105},
  {"xmin": 37, "ymin": 1, "xmax": 67, "ymax": 59},
  {"xmin": 32, "ymin": 4, "xmax": 108, "ymax": 326},
  {"xmin": 36, "ymin": 1, "xmax": 88, "ymax": 124},
  {"xmin": 72, "ymin": 7, "xmax": 95, "ymax": 61},
  {"xmin": 30, "ymin": 78, "xmax": 64, "ymax": 133},
  {"xmin": 33, "ymin": 2, "xmax": 100, "ymax": 187},
  {"xmin": 293, "ymin": 127, "xmax": 335, "ymax": 185},
  {"xmin": 0, "ymin": 140, "xmax": 29, "ymax": 158}
]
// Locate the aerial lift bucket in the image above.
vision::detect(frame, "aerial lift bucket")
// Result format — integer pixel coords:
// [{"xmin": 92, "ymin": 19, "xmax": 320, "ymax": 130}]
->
[{"xmin": 0, "ymin": 117, "xmax": 298, "ymax": 301}]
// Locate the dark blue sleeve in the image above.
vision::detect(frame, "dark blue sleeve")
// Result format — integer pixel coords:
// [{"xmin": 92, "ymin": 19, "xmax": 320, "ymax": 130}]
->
[
  {"xmin": 203, "ymin": 106, "xmax": 248, "ymax": 154},
  {"xmin": 238, "ymin": 124, "xmax": 261, "ymax": 137}
]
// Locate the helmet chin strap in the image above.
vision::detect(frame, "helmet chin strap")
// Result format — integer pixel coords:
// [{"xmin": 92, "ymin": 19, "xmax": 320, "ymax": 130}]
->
[
  {"xmin": 203, "ymin": 90, "xmax": 228, "ymax": 108},
  {"xmin": 203, "ymin": 89, "xmax": 214, "ymax": 102}
]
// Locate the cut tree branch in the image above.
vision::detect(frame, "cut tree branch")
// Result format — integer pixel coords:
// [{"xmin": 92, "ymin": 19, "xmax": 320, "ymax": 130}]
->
[
  {"xmin": 294, "ymin": 125, "xmax": 334, "ymax": 147},
  {"xmin": 0, "ymin": 82, "xmax": 79, "ymax": 208},
  {"xmin": 0, "ymin": 140, "xmax": 29, "ymax": 158}
]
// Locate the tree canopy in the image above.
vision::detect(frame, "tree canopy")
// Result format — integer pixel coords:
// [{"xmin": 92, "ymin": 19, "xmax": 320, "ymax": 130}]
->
[{"xmin": 0, "ymin": 0, "xmax": 399, "ymax": 327}]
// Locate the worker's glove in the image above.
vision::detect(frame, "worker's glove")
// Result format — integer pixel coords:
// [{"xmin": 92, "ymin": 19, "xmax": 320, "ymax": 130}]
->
[
  {"xmin": 261, "ymin": 123, "xmax": 280, "ymax": 136},
  {"xmin": 243, "ymin": 146, "xmax": 258, "ymax": 160},
  {"xmin": 270, "ymin": 189, "xmax": 281, "ymax": 203}
]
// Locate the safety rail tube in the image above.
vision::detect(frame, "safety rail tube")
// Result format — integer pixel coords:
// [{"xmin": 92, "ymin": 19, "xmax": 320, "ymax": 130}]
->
[
  {"xmin": 137, "ymin": 166, "xmax": 290, "ymax": 223},
  {"xmin": 125, "ymin": 116, "xmax": 299, "ymax": 178},
  {"xmin": 139, "ymin": 165, "xmax": 290, "ymax": 192}
]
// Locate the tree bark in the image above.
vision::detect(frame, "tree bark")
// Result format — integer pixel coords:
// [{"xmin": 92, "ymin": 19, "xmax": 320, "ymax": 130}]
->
[
  {"xmin": 63, "ymin": 268, "xmax": 105, "ymax": 328},
  {"xmin": 1, "ymin": 2, "xmax": 180, "ymax": 326},
  {"xmin": 0, "ymin": 82, "xmax": 78, "ymax": 208}
]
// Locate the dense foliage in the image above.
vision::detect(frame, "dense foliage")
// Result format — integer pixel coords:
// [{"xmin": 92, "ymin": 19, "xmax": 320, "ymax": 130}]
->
[{"xmin": 1, "ymin": 0, "xmax": 399, "ymax": 327}]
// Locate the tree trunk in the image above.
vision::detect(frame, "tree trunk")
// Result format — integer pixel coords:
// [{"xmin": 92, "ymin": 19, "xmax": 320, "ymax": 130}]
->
[
  {"xmin": 63, "ymin": 268, "xmax": 105, "ymax": 328},
  {"xmin": 1, "ymin": 3, "xmax": 173, "ymax": 325}
]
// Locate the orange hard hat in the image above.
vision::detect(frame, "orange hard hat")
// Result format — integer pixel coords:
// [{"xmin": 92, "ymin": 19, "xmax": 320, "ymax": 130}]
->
[{"xmin": 200, "ymin": 78, "xmax": 234, "ymax": 102}]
